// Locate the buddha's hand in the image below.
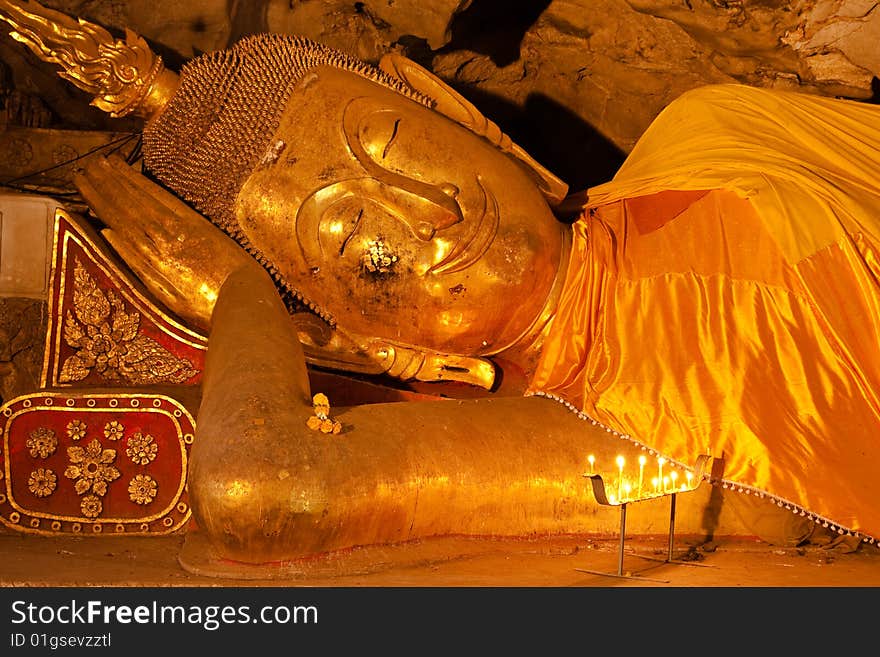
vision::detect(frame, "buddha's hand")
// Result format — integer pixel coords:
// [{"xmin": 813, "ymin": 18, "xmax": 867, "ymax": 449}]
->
[{"xmin": 73, "ymin": 153, "xmax": 253, "ymax": 332}]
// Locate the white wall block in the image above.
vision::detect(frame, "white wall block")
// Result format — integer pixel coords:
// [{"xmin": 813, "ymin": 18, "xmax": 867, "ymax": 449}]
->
[{"xmin": 0, "ymin": 193, "xmax": 59, "ymax": 299}]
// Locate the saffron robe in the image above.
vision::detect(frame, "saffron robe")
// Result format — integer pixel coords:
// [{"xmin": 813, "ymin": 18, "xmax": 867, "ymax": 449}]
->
[{"xmin": 527, "ymin": 84, "xmax": 880, "ymax": 541}]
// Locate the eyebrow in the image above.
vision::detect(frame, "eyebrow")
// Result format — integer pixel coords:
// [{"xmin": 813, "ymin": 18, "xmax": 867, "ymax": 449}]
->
[
  {"xmin": 382, "ymin": 118, "xmax": 401, "ymax": 159},
  {"xmin": 341, "ymin": 98, "xmax": 463, "ymax": 226}
]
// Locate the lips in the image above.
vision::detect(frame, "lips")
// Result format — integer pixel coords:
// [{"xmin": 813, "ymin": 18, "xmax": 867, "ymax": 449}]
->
[{"xmin": 428, "ymin": 175, "xmax": 499, "ymax": 275}]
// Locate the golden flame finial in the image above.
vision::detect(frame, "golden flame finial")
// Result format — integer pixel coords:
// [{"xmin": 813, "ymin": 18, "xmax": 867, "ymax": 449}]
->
[{"xmin": 0, "ymin": 0, "xmax": 178, "ymax": 119}]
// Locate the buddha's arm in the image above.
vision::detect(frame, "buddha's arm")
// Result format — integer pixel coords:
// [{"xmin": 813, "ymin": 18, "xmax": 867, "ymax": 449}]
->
[
  {"xmin": 195, "ymin": 257, "xmax": 637, "ymax": 563},
  {"xmin": 72, "ymin": 156, "xmax": 630, "ymax": 563}
]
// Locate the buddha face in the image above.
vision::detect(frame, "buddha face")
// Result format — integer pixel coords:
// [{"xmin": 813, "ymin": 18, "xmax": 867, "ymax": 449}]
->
[{"xmin": 234, "ymin": 65, "xmax": 565, "ymax": 357}]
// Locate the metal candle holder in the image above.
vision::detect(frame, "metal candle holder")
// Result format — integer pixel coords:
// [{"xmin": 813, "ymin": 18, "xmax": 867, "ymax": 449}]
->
[{"xmin": 576, "ymin": 453, "xmax": 721, "ymax": 583}]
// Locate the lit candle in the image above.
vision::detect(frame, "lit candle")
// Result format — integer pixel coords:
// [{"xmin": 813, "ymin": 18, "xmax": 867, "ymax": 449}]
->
[
  {"xmin": 638, "ymin": 455, "xmax": 646, "ymax": 497},
  {"xmin": 657, "ymin": 457, "xmax": 666, "ymax": 491},
  {"xmin": 623, "ymin": 482, "xmax": 632, "ymax": 502},
  {"xmin": 652, "ymin": 477, "xmax": 659, "ymax": 493},
  {"xmin": 616, "ymin": 455, "xmax": 625, "ymax": 500},
  {"xmin": 588, "ymin": 454, "xmax": 595, "ymax": 475},
  {"xmin": 670, "ymin": 471, "xmax": 678, "ymax": 491},
  {"xmin": 686, "ymin": 471, "xmax": 693, "ymax": 489},
  {"xmin": 663, "ymin": 475, "xmax": 670, "ymax": 493}
]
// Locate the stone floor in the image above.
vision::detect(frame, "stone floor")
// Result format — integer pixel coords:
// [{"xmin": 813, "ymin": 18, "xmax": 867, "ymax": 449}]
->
[{"xmin": 1, "ymin": 529, "xmax": 878, "ymax": 587}]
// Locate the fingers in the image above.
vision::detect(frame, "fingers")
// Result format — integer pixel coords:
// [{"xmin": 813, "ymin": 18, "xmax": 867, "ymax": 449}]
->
[
  {"xmin": 76, "ymin": 155, "xmax": 192, "ymax": 252},
  {"xmin": 103, "ymin": 154, "xmax": 200, "ymax": 222},
  {"xmin": 76, "ymin": 153, "xmax": 248, "ymax": 265},
  {"xmin": 75, "ymin": 154, "xmax": 233, "ymax": 254},
  {"xmin": 101, "ymin": 228, "xmax": 160, "ymax": 286},
  {"xmin": 99, "ymin": 154, "xmax": 205, "ymax": 227},
  {"xmin": 75, "ymin": 156, "xmax": 170, "ymax": 236},
  {"xmin": 72, "ymin": 162, "xmax": 125, "ymax": 227},
  {"xmin": 73, "ymin": 159, "xmax": 154, "ymax": 251},
  {"xmin": 101, "ymin": 228, "xmax": 184, "ymax": 315}
]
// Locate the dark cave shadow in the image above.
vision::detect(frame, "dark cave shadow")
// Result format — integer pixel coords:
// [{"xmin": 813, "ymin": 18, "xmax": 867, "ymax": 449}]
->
[
  {"xmin": 869, "ymin": 76, "xmax": 880, "ymax": 105},
  {"xmin": 447, "ymin": 84, "xmax": 626, "ymax": 204},
  {"xmin": 522, "ymin": 92, "xmax": 627, "ymax": 194},
  {"xmin": 441, "ymin": 0, "xmax": 554, "ymax": 68}
]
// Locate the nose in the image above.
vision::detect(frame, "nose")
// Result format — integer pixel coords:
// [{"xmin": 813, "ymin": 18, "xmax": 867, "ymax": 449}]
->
[
  {"xmin": 440, "ymin": 183, "xmax": 459, "ymax": 199},
  {"xmin": 380, "ymin": 180, "xmax": 462, "ymax": 240},
  {"xmin": 415, "ymin": 221, "xmax": 435, "ymax": 241}
]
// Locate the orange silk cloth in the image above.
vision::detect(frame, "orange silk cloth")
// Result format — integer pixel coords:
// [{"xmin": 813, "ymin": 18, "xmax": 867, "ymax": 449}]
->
[{"xmin": 527, "ymin": 84, "xmax": 880, "ymax": 539}]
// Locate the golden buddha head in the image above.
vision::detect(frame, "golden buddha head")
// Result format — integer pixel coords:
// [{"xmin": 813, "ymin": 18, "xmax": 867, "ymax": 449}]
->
[
  {"xmin": 0, "ymin": 2, "xmax": 571, "ymax": 388},
  {"xmin": 140, "ymin": 34, "xmax": 572, "ymax": 387},
  {"xmin": 237, "ymin": 62, "xmax": 568, "ymax": 366}
]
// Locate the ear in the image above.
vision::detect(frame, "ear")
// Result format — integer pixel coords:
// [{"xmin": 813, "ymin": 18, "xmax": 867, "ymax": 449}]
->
[{"xmin": 379, "ymin": 53, "xmax": 568, "ymax": 206}]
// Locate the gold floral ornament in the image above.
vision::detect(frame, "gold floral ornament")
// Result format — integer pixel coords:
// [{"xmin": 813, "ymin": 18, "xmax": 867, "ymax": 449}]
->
[
  {"xmin": 0, "ymin": 0, "xmax": 175, "ymax": 120},
  {"xmin": 59, "ymin": 258, "xmax": 198, "ymax": 385},
  {"xmin": 128, "ymin": 474, "xmax": 158, "ymax": 505},
  {"xmin": 104, "ymin": 420, "xmax": 124, "ymax": 441},
  {"xmin": 26, "ymin": 427, "xmax": 57, "ymax": 459},
  {"xmin": 80, "ymin": 495, "xmax": 102, "ymax": 519},
  {"xmin": 28, "ymin": 468, "xmax": 57, "ymax": 497},
  {"xmin": 64, "ymin": 438, "xmax": 120, "ymax": 497},
  {"xmin": 306, "ymin": 393, "xmax": 342, "ymax": 434},
  {"xmin": 66, "ymin": 418, "xmax": 87, "ymax": 441},
  {"xmin": 126, "ymin": 432, "xmax": 158, "ymax": 465}
]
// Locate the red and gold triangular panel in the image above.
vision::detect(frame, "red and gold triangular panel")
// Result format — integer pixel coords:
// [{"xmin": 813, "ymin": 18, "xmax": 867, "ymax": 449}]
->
[
  {"xmin": 1, "ymin": 392, "xmax": 194, "ymax": 536},
  {"xmin": 41, "ymin": 208, "xmax": 208, "ymax": 388}
]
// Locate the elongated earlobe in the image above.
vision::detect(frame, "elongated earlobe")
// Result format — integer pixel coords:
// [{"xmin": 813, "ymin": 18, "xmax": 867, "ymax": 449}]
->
[
  {"xmin": 361, "ymin": 338, "xmax": 497, "ymax": 390},
  {"xmin": 379, "ymin": 53, "xmax": 568, "ymax": 206},
  {"xmin": 292, "ymin": 312, "xmax": 497, "ymax": 390}
]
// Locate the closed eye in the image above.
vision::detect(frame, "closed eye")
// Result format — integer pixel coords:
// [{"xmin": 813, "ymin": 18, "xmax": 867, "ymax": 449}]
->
[
  {"xmin": 382, "ymin": 118, "xmax": 401, "ymax": 159},
  {"xmin": 339, "ymin": 208, "xmax": 364, "ymax": 256}
]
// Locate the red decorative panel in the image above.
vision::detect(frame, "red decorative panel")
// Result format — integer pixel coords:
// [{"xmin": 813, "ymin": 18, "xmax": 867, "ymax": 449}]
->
[
  {"xmin": 41, "ymin": 208, "xmax": 208, "ymax": 388},
  {"xmin": 1, "ymin": 392, "xmax": 195, "ymax": 536}
]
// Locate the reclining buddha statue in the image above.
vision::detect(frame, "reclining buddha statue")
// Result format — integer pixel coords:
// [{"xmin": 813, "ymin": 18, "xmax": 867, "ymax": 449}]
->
[{"xmin": 1, "ymin": 0, "xmax": 879, "ymax": 571}]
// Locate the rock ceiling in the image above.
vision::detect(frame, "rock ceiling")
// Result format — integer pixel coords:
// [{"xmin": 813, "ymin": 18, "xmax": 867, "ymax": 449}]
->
[{"xmin": 1, "ymin": 0, "xmax": 878, "ymax": 192}]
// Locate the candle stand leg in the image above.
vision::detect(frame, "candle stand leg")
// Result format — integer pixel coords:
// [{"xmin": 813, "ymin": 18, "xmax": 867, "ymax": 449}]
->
[
  {"xmin": 633, "ymin": 492, "xmax": 717, "ymax": 569},
  {"xmin": 575, "ymin": 503, "xmax": 670, "ymax": 583},
  {"xmin": 617, "ymin": 502, "xmax": 627, "ymax": 576}
]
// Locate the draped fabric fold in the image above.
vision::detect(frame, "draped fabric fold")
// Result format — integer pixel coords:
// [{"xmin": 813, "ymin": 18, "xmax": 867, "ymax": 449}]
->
[{"xmin": 527, "ymin": 84, "xmax": 880, "ymax": 540}]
